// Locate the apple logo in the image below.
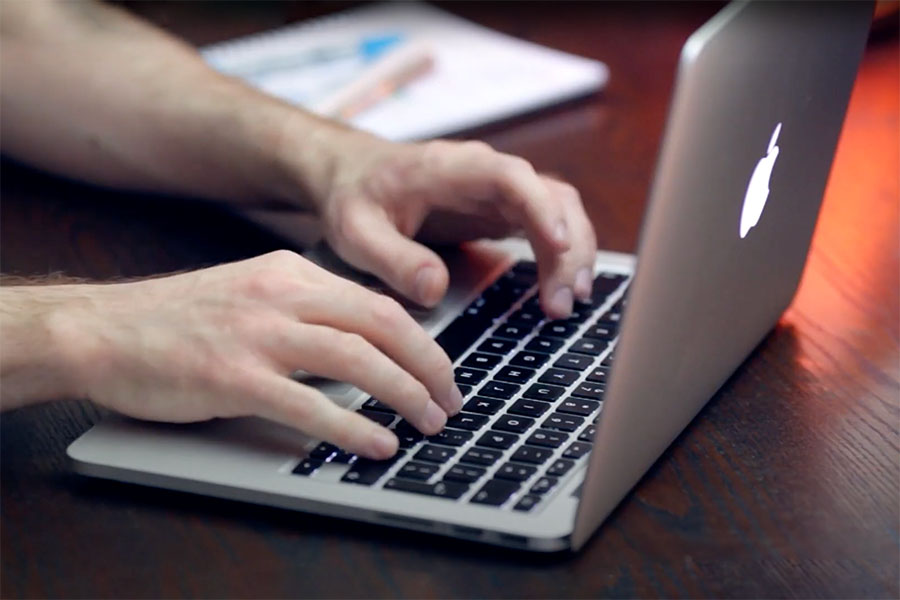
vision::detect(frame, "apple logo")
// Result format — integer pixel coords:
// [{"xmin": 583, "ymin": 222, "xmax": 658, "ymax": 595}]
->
[{"xmin": 740, "ymin": 122, "xmax": 782, "ymax": 239}]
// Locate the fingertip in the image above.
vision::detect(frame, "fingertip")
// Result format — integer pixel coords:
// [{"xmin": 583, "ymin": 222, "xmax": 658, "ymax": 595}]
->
[
  {"xmin": 545, "ymin": 286, "xmax": 573, "ymax": 320},
  {"xmin": 367, "ymin": 428, "xmax": 399, "ymax": 460},
  {"xmin": 414, "ymin": 263, "xmax": 449, "ymax": 307}
]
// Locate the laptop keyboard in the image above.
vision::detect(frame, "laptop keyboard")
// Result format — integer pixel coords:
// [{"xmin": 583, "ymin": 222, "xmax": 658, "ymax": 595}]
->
[{"xmin": 291, "ymin": 261, "xmax": 629, "ymax": 512}]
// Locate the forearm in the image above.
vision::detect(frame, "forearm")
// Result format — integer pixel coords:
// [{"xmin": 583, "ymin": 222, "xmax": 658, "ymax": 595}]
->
[
  {"xmin": 0, "ymin": 283, "xmax": 88, "ymax": 410},
  {"xmin": 0, "ymin": 0, "xmax": 350, "ymax": 209}
]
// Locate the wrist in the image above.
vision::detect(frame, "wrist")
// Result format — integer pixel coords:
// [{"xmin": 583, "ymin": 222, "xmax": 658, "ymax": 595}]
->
[{"xmin": 0, "ymin": 286, "xmax": 94, "ymax": 408}]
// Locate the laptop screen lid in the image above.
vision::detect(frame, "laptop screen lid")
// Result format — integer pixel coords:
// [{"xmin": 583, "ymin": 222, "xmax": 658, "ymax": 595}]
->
[{"xmin": 573, "ymin": 1, "xmax": 872, "ymax": 549}]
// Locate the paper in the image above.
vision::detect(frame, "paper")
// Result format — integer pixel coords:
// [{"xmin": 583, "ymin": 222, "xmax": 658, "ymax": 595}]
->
[{"xmin": 202, "ymin": 2, "xmax": 608, "ymax": 141}]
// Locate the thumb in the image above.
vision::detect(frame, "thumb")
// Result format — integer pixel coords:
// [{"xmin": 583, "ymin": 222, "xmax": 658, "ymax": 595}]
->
[{"xmin": 329, "ymin": 203, "xmax": 449, "ymax": 307}]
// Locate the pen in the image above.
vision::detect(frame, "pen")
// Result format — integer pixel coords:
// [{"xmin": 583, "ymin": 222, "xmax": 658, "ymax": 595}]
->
[{"xmin": 313, "ymin": 40, "xmax": 435, "ymax": 120}]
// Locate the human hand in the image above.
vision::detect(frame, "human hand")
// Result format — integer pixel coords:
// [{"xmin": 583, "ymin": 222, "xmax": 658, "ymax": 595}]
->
[
  {"xmin": 52, "ymin": 251, "xmax": 461, "ymax": 459},
  {"xmin": 302, "ymin": 132, "xmax": 598, "ymax": 319}
]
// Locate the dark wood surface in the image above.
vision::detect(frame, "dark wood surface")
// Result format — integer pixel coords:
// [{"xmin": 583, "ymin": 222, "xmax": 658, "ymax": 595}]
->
[{"xmin": 2, "ymin": 3, "xmax": 897, "ymax": 598}]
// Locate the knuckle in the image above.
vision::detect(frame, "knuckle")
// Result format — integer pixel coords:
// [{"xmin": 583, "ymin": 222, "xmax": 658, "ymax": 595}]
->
[
  {"xmin": 241, "ymin": 268, "xmax": 292, "ymax": 299},
  {"xmin": 263, "ymin": 249, "xmax": 302, "ymax": 267},
  {"xmin": 460, "ymin": 140, "xmax": 494, "ymax": 156},
  {"xmin": 370, "ymin": 294, "xmax": 408, "ymax": 328}
]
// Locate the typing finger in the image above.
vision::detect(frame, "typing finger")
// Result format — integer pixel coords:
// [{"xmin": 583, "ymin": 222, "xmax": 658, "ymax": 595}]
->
[
  {"xmin": 269, "ymin": 322, "xmax": 447, "ymax": 436},
  {"xmin": 290, "ymin": 276, "xmax": 463, "ymax": 418},
  {"xmin": 535, "ymin": 178, "xmax": 598, "ymax": 317},
  {"xmin": 254, "ymin": 374, "xmax": 399, "ymax": 460}
]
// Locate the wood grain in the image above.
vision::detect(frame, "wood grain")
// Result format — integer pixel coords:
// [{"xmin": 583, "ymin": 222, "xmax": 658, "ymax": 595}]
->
[{"xmin": 2, "ymin": 2, "xmax": 897, "ymax": 598}]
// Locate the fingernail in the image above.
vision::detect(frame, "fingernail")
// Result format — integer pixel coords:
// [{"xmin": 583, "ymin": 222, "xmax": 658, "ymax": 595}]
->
[
  {"xmin": 554, "ymin": 220, "xmax": 569, "ymax": 245},
  {"xmin": 370, "ymin": 429, "xmax": 398, "ymax": 459},
  {"xmin": 575, "ymin": 268, "xmax": 593, "ymax": 300},
  {"xmin": 415, "ymin": 266, "xmax": 438, "ymax": 306},
  {"xmin": 447, "ymin": 384, "xmax": 464, "ymax": 415},
  {"xmin": 551, "ymin": 287, "xmax": 573, "ymax": 318},
  {"xmin": 421, "ymin": 400, "xmax": 447, "ymax": 433}
]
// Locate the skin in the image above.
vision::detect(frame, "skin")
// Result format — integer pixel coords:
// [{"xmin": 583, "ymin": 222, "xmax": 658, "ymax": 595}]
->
[{"xmin": 0, "ymin": 1, "xmax": 598, "ymax": 459}]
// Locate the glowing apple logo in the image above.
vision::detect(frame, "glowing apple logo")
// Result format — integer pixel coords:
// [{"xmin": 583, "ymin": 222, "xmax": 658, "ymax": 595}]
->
[{"xmin": 740, "ymin": 122, "xmax": 782, "ymax": 239}]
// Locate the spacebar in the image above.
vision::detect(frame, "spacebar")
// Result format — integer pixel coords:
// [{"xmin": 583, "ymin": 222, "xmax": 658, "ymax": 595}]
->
[{"xmin": 435, "ymin": 315, "xmax": 489, "ymax": 362}]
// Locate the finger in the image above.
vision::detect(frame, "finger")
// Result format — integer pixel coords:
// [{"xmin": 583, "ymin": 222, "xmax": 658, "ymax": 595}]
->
[
  {"xmin": 329, "ymin": 202, "xmax": 450, "ymax": 308},
  {"xmin": 271, "ymin": 323, "xmax": 448, "ymax": 435},
  {"xmin": 290, "ymin": 277, "xmax": 463, "ymax": 417},
  {"xmin": 424, "ymin": 141, "xmax": 570, "ymax": 254},
  {"xmin": 254, "ymin": 373, "xmax": 399, "ymax": 460},
  {"xmin": 535, "ymin": 179, "xmax": 598, "ymax": 319}
]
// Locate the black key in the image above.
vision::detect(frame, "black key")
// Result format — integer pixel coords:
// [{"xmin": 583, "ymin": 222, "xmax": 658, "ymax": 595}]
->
[
  {"xmin": 599, "ymin": 312, "xmax": 623, "ymax": 325},
  {"xmin": 436, "ymin": 315, "xmax": 487, "ymax": 362},
  {"xmin": 446, "ymin": 412, "xmax": 489, "ymax": 431},
  {"xmin": 455, "ymin": 367, "xmax": 488, "ymax": 385},
  {"xmin": 509, "ymin": 351, "xmax": 549, "ymax": 369},
  {"xmin": 508, "ymin": 398, "xmax": 552, "ymax": 418},
  {"xmin": 358, "ymin": 409, "xmax": 395, "ymax": 427},
  {"xmin": 392, "ymin": 420, "xmax": 425, "ymax": 449},
  {"xmin": 530, "ymin": 476, "xmax": 558, "ymax": 495},
  {"xmin": 427, "ymin": 429, "xmax": 474, "ymax": 447},
  {"xmin": 478, "ymin": 338, "xmax": 517, "ymax": 355},
  {"xmin": 462, "ymin": 352, "xmax": 502, "ymax": 370},
  {"xmin": 563, "ymin": 441, "xmax": 593, "ymax": 459},
  {"xmin": 494, "ymin": 323, "xmax": 532, "ymax": 340},
  {"xmin": 291, "ymin": 458, "xmax": 323, "ymax": 476},
  {"xmin": 600, "ymin": 353, "xmax": 615, "ymax": 368},
  {"xmin": 542, "ymin": 412, "xmax": 585, "ymax": 432},
  {"xmin": 586, "ymin": 366, "xmax": 610, "ymax": 384},
  {"xmin": 331, "ymin": 450, "xmax": 356, "ymax": 464},
  {"xmin": 495, "ymin": 366, "xmax": 535, "ymax": 385},
  {"xmin": 384, "ymin": 478, "xmax": 468, "ymax": 499},
  {"xmin": 458, "ymin": 384, "xmax": 473, "ymax": 397},
  {"xmin": 460, "ymin": 447, "xmax": 503, "ymax": 466},
  {"xmin": 444, "ymin": 464, "xmax": 487, "ymax": 483},
  {"xmin": 496, "ymin": 462, "xmax": 538, "ymax": 481},
  {"xmin": 578, "ymin": 424, "xmax": 597, "ymax": 442},
  {"xmin": 511, "ymin": 445, "xmax": 554, "ymax": 465},
  {"xmin": 476, "ymin": 430, "xmax": 519, "ymax": 449},
  {"xmin": 525, "ymin": 336, "xmax": 564, "ymax": 354},
  {"xmin": 414, "ymin": 444, "xmax": 456, "ymax": 463},
  {"xmin": 590, "ymin": 273, "xmax": 627, "ymax": 306},
  {"xmin": 470, "ymin": 479, "xmax": 520, "ymax": 506},
  {"xmin": 569, "ymin": 338, "xmax": 606, "ymax": 356},
  {"xmin": 560, "ymin": 306, "xmax": 592, "ymax": 323},
  {"xmin": 539, "ymin": 368, "xmax": 579, "ymax": 387},
  {"xmin": 341, "ymin": 451, "xmax": 405, "ymax": 485},
  {"xmin": 513, "ymin": 260, "xmax": 538, "ymax": 275},
  {"xmin": 397, "ymin": 461, "xmax": 440, "ymax": 480},
  {"xmin": 309, "ymin": 442, "xmax": 338, "ymax": 460},
  {"xmin": 493, "ymin": 414, "xmax": 535, "ymax": 434},
  {"xmin": 508, "ymin": 308, "xmax": 543, "ymax": 327},
  {"xmin": 571, "ymin": 382, "xmax": 605, "ymax": 400},
  {"xmin": 584, "ymin": 323, "xmax": 617, "ymax": 340},
  {"xmin": 540, "ymin": 322, "xmax": 579, "ymax": 339},
  {"xmin": 554, "ymin": 353, "xmax": 593, "ymax": 371},
  {"xmin": 523, "ymin": 383, "xmax": 565, "ymax": 402},
  {"xmin": 478, "ymin": 380, "xmax": 519, "ymax": 400},
  {"xmin": 527, "ymin": 429, "xmax": 567, "ymax": 448},
  {"xmin": 464, "ymin": 397, "xmax": 504, "ymax": 415},
  {"xmin": 546, "ymin": 458, "xmax": 575, "ymax": 477},
  {"xmin": 558, "ymin": 398, "xmax": 601, "ymax": 416},
  {"xmin": 514, "ymin": 494, "xmax": 542, "ymax": 512},
  {"xmin": 362, "ymin": 397, "xmax": 396, "ymax": 413}
]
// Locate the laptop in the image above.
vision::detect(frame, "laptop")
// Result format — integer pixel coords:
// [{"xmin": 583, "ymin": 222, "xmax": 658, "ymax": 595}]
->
[{"xmin": 67, "ymin": 1, "xmax": 872, "ymax": 552}]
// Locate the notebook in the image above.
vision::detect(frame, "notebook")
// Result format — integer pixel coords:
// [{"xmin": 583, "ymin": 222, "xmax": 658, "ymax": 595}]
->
[{"xmin": 201, "ymin": 2, "xmax": 609, "ymax": 141}]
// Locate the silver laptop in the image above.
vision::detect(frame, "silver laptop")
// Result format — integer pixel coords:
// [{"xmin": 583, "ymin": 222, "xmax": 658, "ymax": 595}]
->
[{"xmin": 67, "ymin": 1, "xmax": 872, "ymax": 552}]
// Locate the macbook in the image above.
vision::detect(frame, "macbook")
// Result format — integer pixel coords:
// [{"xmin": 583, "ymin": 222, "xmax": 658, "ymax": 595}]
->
[{"xmin": 67, "ymin": 1, "xmax": 873, "ymax": 552}]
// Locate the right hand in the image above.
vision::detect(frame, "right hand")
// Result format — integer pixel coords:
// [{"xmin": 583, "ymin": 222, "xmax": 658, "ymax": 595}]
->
[{"xmin": 57, "ymin": 250, "xmax": 462, "ymax": 459}]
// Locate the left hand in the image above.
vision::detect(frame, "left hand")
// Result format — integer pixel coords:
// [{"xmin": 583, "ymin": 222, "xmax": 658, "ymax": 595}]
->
[{"xmin": 306, "ymin": 132, "xmax": 598, "ymax": 319}]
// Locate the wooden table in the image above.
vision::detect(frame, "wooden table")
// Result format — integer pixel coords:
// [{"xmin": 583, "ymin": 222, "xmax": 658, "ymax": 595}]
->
[{"xmin": 2, "ymin": 2, "xmax": 897, "ymax": 598}]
